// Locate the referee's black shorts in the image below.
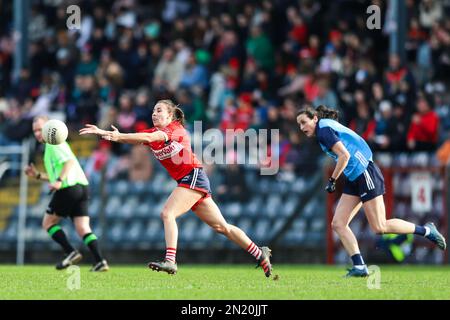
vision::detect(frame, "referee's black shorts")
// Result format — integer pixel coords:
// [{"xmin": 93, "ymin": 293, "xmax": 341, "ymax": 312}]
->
[{"xmin": 46, "ymin": 184, "xmax": 89, "ymax": 218}]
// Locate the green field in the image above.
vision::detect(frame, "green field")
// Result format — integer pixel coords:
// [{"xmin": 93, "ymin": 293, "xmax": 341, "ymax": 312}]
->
[{"xmin": 0, "ymin": 265, "xmax": 449, "ymax": 300}]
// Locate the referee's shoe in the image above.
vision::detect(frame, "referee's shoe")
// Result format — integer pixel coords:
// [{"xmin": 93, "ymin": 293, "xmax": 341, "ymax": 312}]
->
[
  {"xmin": 90, "ymin": 259, "xmax": 109, "ymax": 272},
  {"xmin": 55, "ymin": 250, "xmax": 82, "ymax": 270}
]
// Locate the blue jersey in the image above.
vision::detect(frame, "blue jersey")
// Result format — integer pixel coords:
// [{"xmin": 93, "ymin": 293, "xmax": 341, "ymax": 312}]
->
[{"xmin": 316, "ymin": 119, "xmax": 373, "ymax": 181}]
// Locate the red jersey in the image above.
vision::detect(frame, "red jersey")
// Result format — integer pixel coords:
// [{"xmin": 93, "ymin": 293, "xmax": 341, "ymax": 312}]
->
[{"xmin": 141, "ymin": 121, "xmax": 202, "ymax": 180}]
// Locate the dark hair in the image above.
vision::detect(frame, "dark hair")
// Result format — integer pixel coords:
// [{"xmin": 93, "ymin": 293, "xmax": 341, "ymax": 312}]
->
[
  {"xmin": 156, "ymin": 99, "xmax": 186, "ymax": 127},
  {"xmin": 417, "ymin": 91, "xmax": 434, "ymax": 110},
  {"xmin": 297, "ymin": 105, "xmax": 339, "ymax": 121}
]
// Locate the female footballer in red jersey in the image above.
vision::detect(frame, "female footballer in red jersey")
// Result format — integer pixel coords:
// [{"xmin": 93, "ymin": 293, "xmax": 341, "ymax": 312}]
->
[{"xmin": 80, "ymin": 99, "xmax": 272, "ymax": 276}]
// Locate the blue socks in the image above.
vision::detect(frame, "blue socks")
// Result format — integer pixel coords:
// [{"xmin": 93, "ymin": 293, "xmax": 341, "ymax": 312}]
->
[
  {"xmin": 351, "ymin": 253, "xmax": 365, "ymax": 266},
  {"xmin": 414, "ymin": 225, "xmax": 430, "ymax": 237}
]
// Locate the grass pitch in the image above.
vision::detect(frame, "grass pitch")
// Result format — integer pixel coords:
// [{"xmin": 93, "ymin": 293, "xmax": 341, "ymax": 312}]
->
[{"xmin": 0, "ymin": 265, "xmax": 449, "ymax": 300}]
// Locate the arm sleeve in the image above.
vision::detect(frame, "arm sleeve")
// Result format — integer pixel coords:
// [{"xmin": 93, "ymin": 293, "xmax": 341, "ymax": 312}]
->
[{"xmin": 317, "ymin": 126, "xmax": 340, "ymax": 150}]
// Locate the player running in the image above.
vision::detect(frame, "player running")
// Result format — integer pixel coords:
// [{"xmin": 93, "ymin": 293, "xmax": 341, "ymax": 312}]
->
[
  {"xmin": 79, "ymin": 99, "xmax": 272, "ymax": 277},
  {"xmin": 25, "ymin": 116, "xmax": 109, "ymax": 271},
  {"xmin": 297, "ymin": 105, "xmax": 446, "ymax": 277}
]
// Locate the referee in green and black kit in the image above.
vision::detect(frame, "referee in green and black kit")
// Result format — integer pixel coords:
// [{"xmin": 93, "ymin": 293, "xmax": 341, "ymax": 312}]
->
[{"xmin": 25, "ymin": 116, "xmax": 109, "ymax": 271}]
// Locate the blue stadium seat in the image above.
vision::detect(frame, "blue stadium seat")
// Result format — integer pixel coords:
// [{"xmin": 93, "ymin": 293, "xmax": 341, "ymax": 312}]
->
[{"xmin": 105, "ymin": 195, "xmax": 122, "ymax": 218}]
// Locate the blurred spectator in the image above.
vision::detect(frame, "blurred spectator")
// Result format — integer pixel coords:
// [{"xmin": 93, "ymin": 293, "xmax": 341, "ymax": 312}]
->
[
  {"xmin": 216, "ymin": 157, "xmax": 248, "ymax": 203},
  {"xmin": 313, "ymin": 79, "xmax": 339, "ymax": 111},
  {"xmin": 349, "ymin": 90, "xmax": 376, "ymax": 141},
  {"xmin": 407, "ymin": 92, "xmax": 440, "ymax": 151},
  {"xmin": 76, "ymin": 48, "xmax": 98, "ymax": 76},
  {"xmin": 68, "ymin": 75, "xmax": 98, "ymax": 125},
  {"xmin": 384, "ymin": 53, "xmax": 416, "ymax": 112},
  {"xmin": 246, "ymin": 25, "xmax": 275, "ymax": 71},
  {"xmin": 419, "ymin": 0, "xmax": 443, "ymax": 30},
  {"xmin": 117, "ymin": 93, "xmax": 136, "ymax": 133},
  {"xmin": 179, "ymin": 52, "xmax": 209, "ymax": 93},
  {"xmin": 153, "ymin": 47, "xmax": 184, "ymax": 94},
  {"xmin": 234, "ymin": 93, "xmax": 254, "ymax": 131},
  {"xmin": 128, "ymin": 145, "xmax": 153, "ymax": 182},
  {"xmin": 134, "ymin": 89, "xmax": 152, "ymax": 126}
]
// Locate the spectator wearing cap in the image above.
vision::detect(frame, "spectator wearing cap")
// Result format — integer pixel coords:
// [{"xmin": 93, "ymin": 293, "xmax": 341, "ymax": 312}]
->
[{"xmin": 407, "ymin": 92, "xmax": 440, "ymax": 151}]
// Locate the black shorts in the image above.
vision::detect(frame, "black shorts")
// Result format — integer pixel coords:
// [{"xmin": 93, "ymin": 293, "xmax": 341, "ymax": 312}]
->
[
  {"xmin": 177, "ymin": 167, "xmax": 212, "ymax": 210},
  {"xmin": 343, "ymin": 162, "xmax": 385, "ymax": 203},
  {"xmin": 46, "ymin": 184, "xmax": 89, "ymax": 218}
]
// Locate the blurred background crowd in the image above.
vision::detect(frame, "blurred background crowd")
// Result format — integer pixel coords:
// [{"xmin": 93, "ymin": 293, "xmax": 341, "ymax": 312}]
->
[{"xmin": 1, "ymin": 0, "xmax": 450, "ymax": 177}]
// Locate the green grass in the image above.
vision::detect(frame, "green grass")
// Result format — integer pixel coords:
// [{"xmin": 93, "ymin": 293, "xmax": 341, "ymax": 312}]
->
[{"xmin": 0, "ymin": 265, "xmax": 449, "ymax": 300}]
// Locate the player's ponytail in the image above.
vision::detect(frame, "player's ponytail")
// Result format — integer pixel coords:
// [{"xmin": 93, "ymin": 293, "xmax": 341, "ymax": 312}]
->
[
  {"xmin": 156, "ymin": 99, "xmax": 186, "ymax": 127},
  {"xmin": 297, "ymin": 105, "xmax": 339, "ymax": 121},
  {"xmin": 173, "ymin": 106, "xmax": 186, "ymax": 127},
  {"xmin": 315, "ymin": 105, "xmax": 339, "ymax": 120}
]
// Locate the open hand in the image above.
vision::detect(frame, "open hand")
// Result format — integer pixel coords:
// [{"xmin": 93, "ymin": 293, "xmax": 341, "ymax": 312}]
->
[
  {"xmin": 100, "ymin": 125, "xmax": 120, "ymax": 142},
  {"xmin": 24, "ymin": 163, "xmax": 38, "ymax": 178},
  {"xmin": 79, "ymin": 124, "xmax": 104, "ymax": 136}
]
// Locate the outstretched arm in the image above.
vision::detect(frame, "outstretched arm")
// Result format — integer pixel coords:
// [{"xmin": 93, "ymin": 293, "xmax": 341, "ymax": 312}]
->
[{"xmin": 79, "ymin": 124, "xmax": 167, "ymax": 144}]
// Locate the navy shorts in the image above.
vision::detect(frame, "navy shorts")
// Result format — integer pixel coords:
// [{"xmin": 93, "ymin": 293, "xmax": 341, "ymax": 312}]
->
[
  {"xmin": 177, "ymin": 168, "xmax": 212, "ymax": 210},
  {"xmin": 343, "ymin": 162, "xmax": 385, "ymax": 203},
  {"xmin": 46, "ymin": 184, "xmax": 89, "ymax": 218}
]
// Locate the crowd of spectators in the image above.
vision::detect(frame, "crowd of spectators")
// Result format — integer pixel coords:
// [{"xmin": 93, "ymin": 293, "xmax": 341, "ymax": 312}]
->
[{"xmin": 0, "ymin": 0, "xmax": 449, "ymax": 186}]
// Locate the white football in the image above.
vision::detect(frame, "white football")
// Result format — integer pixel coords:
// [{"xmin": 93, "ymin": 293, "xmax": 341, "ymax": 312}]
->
[{"xmin": 42, "ymin": 119, "xmax": 68, "ymax": 145}]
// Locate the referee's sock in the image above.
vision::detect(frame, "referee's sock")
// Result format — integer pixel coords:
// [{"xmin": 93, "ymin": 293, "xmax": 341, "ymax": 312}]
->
[
  {"xmin": 83, "ymin": 233, "xmax": 103, "ymax": 263},
  {"xmin": 47, "ymin": 225, "xmax": 75, "ymax": 254}
]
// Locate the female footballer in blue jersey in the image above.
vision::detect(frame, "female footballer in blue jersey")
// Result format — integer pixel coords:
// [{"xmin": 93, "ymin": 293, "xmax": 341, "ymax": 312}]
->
[{"xmin": 297, "ymin": 105, "xmax": 446, "ymax": 277}]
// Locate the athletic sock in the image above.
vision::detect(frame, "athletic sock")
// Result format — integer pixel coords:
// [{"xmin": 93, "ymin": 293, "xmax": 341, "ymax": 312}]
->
[
  {"xmin": 47, "ymin": 225, "xmax": 75, "ymax": 254},
  {"xmin": 246, "ymin": 242, "xmax": 262, "ymax": 260},
  {"xmin": 83, "ymin": 233, "xmax": 103, "ymax": 263},
  {"xmin": 165, "ymin": 247, "xmax": 177, "ymax": 263},
  {"xmin": 351, "ymin": 253, "xmax": 366, "ymax": 268},
  {"xmin": 414, "ymin": 225, "xmax": 430, "ymax": 237}
]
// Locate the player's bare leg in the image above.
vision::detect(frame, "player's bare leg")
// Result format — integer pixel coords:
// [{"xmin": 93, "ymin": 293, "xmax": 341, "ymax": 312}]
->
[
  {"xmin": 332, "ymin": 194, "xmax": 368, "ymax": 277},
  {"xmin": 332, "ymin": 194, "xmax": 362, "ymax": 256},
  {"xmin": 193, "ymin": 197, "xmax": 272, "ymax": 277},
  {"xmin": 364, "ymin": 196, "xmax": 446, "ymax": 250},
  {"xmin": 148, "ymin": 187, "xmax": 202, "ymax": 274}
]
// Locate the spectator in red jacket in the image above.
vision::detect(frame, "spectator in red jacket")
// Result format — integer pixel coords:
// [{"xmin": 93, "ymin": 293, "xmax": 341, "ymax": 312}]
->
[
  {"xmin": 235, "ymin": 92, "xmax": 254, "ymax": 131},
  {"xmin": 407, "ymin": 92, "xmax": 440, "ymax": 151}
]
